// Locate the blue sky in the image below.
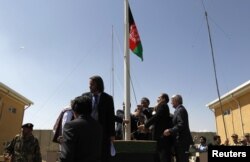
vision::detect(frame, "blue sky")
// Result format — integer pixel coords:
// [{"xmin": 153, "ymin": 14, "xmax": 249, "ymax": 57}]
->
[{"xmin": 1, "ymin": 0, "xmax": 250, "ymax": 132}]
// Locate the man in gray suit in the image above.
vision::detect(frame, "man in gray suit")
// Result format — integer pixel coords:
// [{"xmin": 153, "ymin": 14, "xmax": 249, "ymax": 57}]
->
[
  {"xmin": 163, "ymin": 94, "xmax": 193, "ymax": 162},
  {"xmin": 59, "ymin": 95, "xmax": 102, "ymax": 162}
]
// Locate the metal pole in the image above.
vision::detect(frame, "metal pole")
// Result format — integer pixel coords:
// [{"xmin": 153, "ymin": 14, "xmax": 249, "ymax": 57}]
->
[
  {"xmin": 112, "ymin": 26, "xmax": 115, "ymax": 99},
  {"xmin": 204, "ymin": 11, "xmax": 228, "ymax": 139},
  {"xmin": 123, "ymin": 0, "xmax": 131, "ymax": 140}
]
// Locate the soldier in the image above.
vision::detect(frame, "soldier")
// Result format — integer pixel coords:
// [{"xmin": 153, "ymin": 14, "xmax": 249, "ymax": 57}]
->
[
  {"xmin": 231, "ymin": 133, "xmax": 241, "ymax": 146},
  {"xmin": 244, "ymin": 133, "xmax": 250, "ymax": 146},
  {"xmin": 4, "ymin": 123, "xmax": 42, "ymax": 162}
]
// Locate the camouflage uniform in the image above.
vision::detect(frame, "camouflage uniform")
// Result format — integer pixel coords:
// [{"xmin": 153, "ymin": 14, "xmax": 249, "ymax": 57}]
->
[{"xmin": 5, "ymin": 134, "xmax": 42, "ymax": 162}]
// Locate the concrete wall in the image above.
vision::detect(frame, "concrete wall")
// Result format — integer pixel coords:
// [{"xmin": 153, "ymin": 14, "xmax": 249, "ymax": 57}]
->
[{"xmin": 33, "ymin": 130, "xmax": 59, "ymax": 161}]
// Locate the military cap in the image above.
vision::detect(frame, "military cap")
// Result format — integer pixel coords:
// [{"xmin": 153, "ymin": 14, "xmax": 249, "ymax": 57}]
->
[
  {"xmin": 244, "ymin": 133, "xmax": 250, "ymax": 137},
  {"xmin": 22, "ymin": 123, "xmax": 34, "ymax": 129}
]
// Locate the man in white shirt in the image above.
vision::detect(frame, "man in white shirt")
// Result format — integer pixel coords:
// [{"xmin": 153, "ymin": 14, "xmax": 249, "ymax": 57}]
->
[{"xmin": 53, "ymin": 106, "xmax": 74, "ymax": 144}]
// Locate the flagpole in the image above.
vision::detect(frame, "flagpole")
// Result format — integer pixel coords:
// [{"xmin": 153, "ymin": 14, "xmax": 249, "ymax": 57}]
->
[{"xmin": 124, "ymin": 0, "xmax": 131, "ymax": 141}]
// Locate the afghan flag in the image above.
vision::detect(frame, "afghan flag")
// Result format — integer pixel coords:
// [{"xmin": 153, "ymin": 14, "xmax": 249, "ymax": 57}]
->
[{"xmin": 129, "ymin": 5, "xmax": 143, "ymax": 61}]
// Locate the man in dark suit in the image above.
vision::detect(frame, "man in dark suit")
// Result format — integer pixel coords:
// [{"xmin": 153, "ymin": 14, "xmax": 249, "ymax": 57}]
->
[
  {"xmin": 163, "ymin": 94, "xmax": 193, "ymax": 162},
  {"xmin": 138, "ymin": 93, "xmax": 173, "ymax": 162},
  {"xmin": 59, "ymin": 95, "xmax": 102, "ymax": 162},
  {"xmin": 140, "ymin": 97, "xmax": 153, "ymax": 121},
  {"xmin": 82, "ymin": 75, "xmax": 115, "ymax": 162}
]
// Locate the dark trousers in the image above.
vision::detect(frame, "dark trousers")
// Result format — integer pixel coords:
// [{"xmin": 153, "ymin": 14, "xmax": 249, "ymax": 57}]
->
[
  {"xmin": 159, "ymin": 148, "xmax": 172, "ymax": 162},
  {"xmin": 101, "ymin": 139, "xmax": 111, "ymax": 162},
  {"xmin": 155, "ymin": 139, "xmax": 173, "ymax": 162},
  {"xmin": 174, "ymin": 143, "xmax": 189, "ymax": 162}
]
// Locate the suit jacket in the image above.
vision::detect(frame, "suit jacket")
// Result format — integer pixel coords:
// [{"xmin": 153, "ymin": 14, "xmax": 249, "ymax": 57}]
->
[
  {"xmin": 170, "ymin": 105, "xmax": 193, "ymax": 147},
  {"xmin": 142, "ymin": 107, "xmax": 153, "ymax": 120},
  {"xmin": 59, "ymin": 115, "xmax": 102, "ymax": 162},
  {"xmin": 82, "ymin": 92, "xmax": 115, "ymax": 160},
  {"xmin": 145, "ymin": 103, "xmax": 173, "ymax": 149}
]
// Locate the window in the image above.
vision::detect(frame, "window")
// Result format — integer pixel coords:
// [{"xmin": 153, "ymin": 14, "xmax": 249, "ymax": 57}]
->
[
  {"xmin": 223, "ymin": 109, "xmax": 231, "ymax": 115},
  {"xmin": 8, "ymin": 107, "xmax": 16, "ymax": 114}
]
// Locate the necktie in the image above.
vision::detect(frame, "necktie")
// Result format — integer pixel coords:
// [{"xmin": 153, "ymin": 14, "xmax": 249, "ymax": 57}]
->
[{"xmin": 91, "ymin": 95, "xmax": 99, "ymax": 120}]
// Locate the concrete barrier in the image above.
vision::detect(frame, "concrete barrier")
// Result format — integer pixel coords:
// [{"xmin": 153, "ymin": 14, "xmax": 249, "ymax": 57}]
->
[{"xmin": 110, "ymin": 140, "xmax": 157, "ymax": 162}]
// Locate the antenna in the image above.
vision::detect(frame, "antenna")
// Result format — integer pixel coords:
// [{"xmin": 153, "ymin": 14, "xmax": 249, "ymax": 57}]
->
[
  {"xmin": 112, "ymin": 25, "xmax": 115, "ymax": 99},
  {"xmin": 202, "ymin": 0, "xmax": 228, "ymax": 139}
]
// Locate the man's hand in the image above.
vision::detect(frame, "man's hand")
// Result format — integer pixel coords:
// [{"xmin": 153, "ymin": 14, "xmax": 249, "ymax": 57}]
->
[
  {"xmin": 57, "ymin": 136, "xmax": 64, "ymax": 143},
  {"xmin": 137, "ymin": 124, "xmax": 145, "ymax": 131},
  {"xmin": 3, "ymin": 153, "xmax": 12, "ymax": 161},
  {"xmin": 137, "ymin": 105, "xmax": 143, "ymax": 111},
  {"xmin": 163, "ymin": 129, "xmax": 171, "ymax": 136},
  {"xmin": 123, "ymin": 119, "xmax": 129, "ymax": 124}
]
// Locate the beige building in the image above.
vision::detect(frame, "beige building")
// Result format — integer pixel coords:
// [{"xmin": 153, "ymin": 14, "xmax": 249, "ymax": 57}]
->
[
  {"xmin": 206, "ymin": 80, "xmax": 250, "ymax": 144},
  {"xmin": 0, "ymin": 82, "xmax": 33, "ymax": 155}
]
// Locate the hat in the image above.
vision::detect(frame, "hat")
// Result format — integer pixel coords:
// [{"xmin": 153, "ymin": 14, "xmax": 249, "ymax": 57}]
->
[
  {"xmin": 231, "ymin": 133, "xmax": 238, "ymax": 137},
  {"xmin": 244, "ymin": 133, "xmax": 250, "ymax": 137},
  {"xmin": 22, "ymin": 123, "xmax": 33, "ymax": 129}
]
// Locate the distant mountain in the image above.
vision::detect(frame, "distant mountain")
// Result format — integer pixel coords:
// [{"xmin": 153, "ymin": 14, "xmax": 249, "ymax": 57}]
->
[{"xmin": 191, "ymin": 131, "xmax": 216, "ymax": 145}]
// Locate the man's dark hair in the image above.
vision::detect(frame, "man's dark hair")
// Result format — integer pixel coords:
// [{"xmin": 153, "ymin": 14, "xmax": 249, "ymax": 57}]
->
[
  {"xmin": 200, "ymin": 136, "xmax": 207, "ymax": 142},
  {"xmin": 90, "ymin": 75, "xmax": 104, "ymax": 92},
  {"xmin": 213, "ymin": 135, "xmax": 220, "ymax": 141},
  {"xmin": 161, "ymin": 93, "xmax": 169, "ymax": 103},
  {"xmin": 71, "ymin": 95, "xmax": 92, "ymax": 115},
  {"xmin": 141, "ymin": 97, "xmax": 150, "ymax": 105}
]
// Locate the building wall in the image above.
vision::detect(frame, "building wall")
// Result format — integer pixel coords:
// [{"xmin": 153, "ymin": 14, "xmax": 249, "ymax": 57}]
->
[
  {"xmin": 214, "ymin": 92, "xmax": 250, "ymax": 144},
  {"xmin": 215, "ymin": 108, "xmax": 226, "ymax": 140},
  {"xmin": 0, "ymin": 93, "xmax": 25, "ymax": 155},
  {"xmin": 239, "ymin": 93, "xmax": 250, "ymax": 133},
  {"xmin": 33, "ymin": 130, "xmax": 59, "ymax": 161}
]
